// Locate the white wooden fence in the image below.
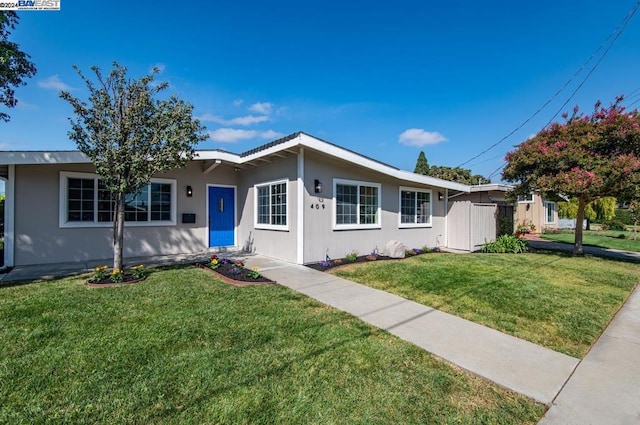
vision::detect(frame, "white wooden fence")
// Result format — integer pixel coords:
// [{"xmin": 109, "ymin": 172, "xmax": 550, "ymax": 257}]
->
[{"xmin": 447, "ymin": 201, "xmax": 497, "ymax": 251}]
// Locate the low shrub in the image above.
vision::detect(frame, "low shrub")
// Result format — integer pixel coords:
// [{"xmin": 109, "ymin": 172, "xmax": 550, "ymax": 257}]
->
[
  {"xmin": 602, "ymin": 220, "xmax": 626, "ymax": 231},
  {"xmin": 345, "ymin": 250, "xmax": 358, "ymax": 262},
  {"xmin": 482, "ymin": 235, "xmax": 528, "ymax": 254}
]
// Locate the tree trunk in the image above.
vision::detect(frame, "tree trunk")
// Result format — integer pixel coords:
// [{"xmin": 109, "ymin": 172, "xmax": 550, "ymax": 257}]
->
[
  {"xmin": 574, "ymin": 197, "xmax": 586, "ymax": 255},
  {"xmin": 113, "ymin": 192, "xmax": 125, "ymax": 271}
]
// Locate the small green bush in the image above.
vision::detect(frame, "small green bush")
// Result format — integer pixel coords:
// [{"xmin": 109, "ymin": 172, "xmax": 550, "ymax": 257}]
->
[
  {"xmin": 482, "ymin": 235, "xmax": 528, "ymax": 254},
  {"xmin": 602, "ymin": 220, "xmax": 626, "ymax": 231},
  {"xmin": 345, "ymin": 250, "xmax": 358, "ymax": 262}
]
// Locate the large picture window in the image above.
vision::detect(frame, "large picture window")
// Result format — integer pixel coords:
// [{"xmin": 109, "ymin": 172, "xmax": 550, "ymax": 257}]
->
[
  {"xmin": 399, "ymin": 187, "xmax": 432, "ymax": 227},
  {"xmin": 60, "ymin": 172, "xmax": 176, "ymax": 228},
  {"xmin": 333, "ymin": 179, "xmax": 381, "ymax": 230},
  {"xmin": 255, "ymin": 180, "xmax": 288, "ymax": 230}
]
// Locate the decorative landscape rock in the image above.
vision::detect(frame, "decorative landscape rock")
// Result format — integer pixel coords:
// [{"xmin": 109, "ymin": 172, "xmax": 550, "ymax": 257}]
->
[{"xmin": 385, "ymin": 240, "xmax": 406, "ymax": 258}]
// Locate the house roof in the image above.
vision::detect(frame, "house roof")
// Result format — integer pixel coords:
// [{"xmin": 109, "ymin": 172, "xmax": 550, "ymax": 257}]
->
[
  {"xmin": 469, "ymin": 183, "xmax": 513, "ymax": 193},
  {"xmin": 0, "ymin": 132, "xmax": 470, "ymax": 192}
]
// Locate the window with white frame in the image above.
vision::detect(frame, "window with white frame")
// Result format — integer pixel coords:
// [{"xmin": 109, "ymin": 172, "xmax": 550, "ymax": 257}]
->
[
  {"xmin": 60, "ymin": 172, "xmax": 176, "ymax": 228},
  {"xmin": 544, "ymin": 201, "xmax": 556, "ymax": 224},
  {"xmin": 399, "ymin": 187, "xmax": 432, "ymax": 227},
  {"xmin": 255, "ymin": 180, "xmax": 288, "ymax": 230},
  {"xmin": 518, "ymin": 193, "xmax": 534, "ymax": 203},
  {"xmin": 334, "ymin": 179, "xmax": 381, "ymax": 229}
]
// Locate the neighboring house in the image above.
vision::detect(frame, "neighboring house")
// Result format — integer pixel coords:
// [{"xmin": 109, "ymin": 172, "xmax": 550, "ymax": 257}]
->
[
  {"xmin": 454, "ymin": 184, "xmax": 559, "ymax": 235},
  {"xmin": 515, "ymin": 193, "xmax": 558, "ymax": 233},
  {"xmin": 0, "ymin": 132, "xmax": 477, "ymax": 267}
]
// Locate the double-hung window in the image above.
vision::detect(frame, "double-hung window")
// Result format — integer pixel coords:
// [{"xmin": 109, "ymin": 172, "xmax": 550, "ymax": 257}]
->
[
  {"xmin": 60, "ymin": 171, "xmax": 176, "ymax": 228},
  {"xmin": 399, "ymin": 187, "xmax": 432, "ymax": 227},
  {"xmin": 255, "ymin": 179, "xmax": 288, "ymax": 230},
  {"xmin": 333, "ymin": 179, "xmax": 381, "ymax": 230}
]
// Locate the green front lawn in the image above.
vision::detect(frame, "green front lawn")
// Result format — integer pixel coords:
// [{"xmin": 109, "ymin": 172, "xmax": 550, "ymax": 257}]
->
[
  {"xmin": 0, "ymin": 267, "xmax": 543, "ymax": 424},
  {"xmin": 333, "ymin": 252, "xmax": 640, "ymax": 358},
  {"xmin": 541, "ymin": 229, "xmax": 640, "ymax": 252}
]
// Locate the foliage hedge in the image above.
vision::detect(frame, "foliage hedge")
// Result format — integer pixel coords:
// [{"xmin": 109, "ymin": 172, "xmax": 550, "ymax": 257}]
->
[
  {"xmin": 615, "ymin": 208, "xmax": 633, "ymax": 225},
  {"xmin": 481, "ymin": 235, "xmax": 528, "ymax": 254}
]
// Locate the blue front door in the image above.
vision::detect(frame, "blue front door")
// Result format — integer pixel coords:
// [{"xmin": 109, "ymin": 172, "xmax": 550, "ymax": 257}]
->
[{"xmin": 208, "ymin": 186, "xmax": 235, "ymax": 247}]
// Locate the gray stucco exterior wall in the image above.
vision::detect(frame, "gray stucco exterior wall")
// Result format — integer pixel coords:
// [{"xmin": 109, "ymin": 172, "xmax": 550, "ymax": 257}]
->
[
  {"xmin": 302, "ymin": 151, "xmax": 447, "ymax": 263},
  {"xmin": 10, "ymin": 145, "xmax": 457, "ymax": 266},
  {"xmin": 235, "ymin": 156, "xmax": 299, "ymax": 263},
  {"xmin": 14, "ymin": 161, "xmax": 238, "ymax": 266}
]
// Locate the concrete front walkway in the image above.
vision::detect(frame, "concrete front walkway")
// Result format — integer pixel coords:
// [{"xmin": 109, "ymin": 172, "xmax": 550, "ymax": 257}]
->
[{"xmin": 244, "ymin": 256, "xmax": 578, "ymax": 405}]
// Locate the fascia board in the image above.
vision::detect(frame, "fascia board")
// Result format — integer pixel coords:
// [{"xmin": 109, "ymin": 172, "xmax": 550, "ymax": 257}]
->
[
  {"xmin": 0, "ymin": 151, "xmax": 91, "ymax": 164},
  {"xmin": 297, "ymin": 133, "xmax": 470, "ymax": 192}
]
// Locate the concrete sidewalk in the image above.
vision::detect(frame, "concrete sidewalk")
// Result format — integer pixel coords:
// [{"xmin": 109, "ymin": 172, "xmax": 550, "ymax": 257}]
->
[
  {"xmin": 245, "ymin": 256, "xmax": 578, "ymax": 405},
  {"xmin": 539, "ymin": 286, "xmax": 640, "ymax": 424}
]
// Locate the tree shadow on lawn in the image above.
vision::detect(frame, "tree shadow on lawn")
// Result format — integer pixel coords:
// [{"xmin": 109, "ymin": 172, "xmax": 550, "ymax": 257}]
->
[{"xmin": 530, "ymin": 244, "xmax": 640, "ymax": 264}]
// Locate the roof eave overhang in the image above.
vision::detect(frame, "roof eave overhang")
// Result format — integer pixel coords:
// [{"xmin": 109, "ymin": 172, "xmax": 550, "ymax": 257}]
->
[{"xmin": 0, "ymin": 133, "xmax": 471, "ymax": 192}]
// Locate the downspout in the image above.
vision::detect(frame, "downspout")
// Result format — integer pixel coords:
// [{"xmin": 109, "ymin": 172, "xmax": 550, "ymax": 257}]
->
[
  {"xmin": 5, "ymin": 165, "xmax": 14, "ymax": 268},
  {"xmin": 296, "ymin": 147, "xmax": 304, "ymax": 264},
  {"xmin": 443, "ymin": 188, "xmax": 448, "ymax": 249}
]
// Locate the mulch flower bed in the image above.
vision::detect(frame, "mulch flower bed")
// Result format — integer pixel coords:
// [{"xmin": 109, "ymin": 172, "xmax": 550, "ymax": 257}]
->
[
  {"xmin": 86, "ymin": 275, "xmax": 147, "ymax": 287},
  {"xmin": 86, "ymin": 265, "xmax": 148, "ymax": 287},
  {"xmin": 306, "ymin": 248, "xmax": 440, "ymax": 271},
  {"xmin": 195, "ymin": 255, "xmax": 275, "ymax": 287}
]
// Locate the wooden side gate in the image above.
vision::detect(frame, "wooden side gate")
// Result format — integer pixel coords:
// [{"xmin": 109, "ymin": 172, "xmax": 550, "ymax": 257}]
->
[{"xmin": 447, "ymin": 201, "xmax": 498, "ymax": 251}]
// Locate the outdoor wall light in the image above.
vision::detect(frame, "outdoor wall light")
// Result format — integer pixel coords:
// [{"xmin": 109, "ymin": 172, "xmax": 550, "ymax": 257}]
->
[
  {"xmin": 438, "ymin": 192, "xmax": 444, "ymax": 201},
  {"xmin": 314, "ymin": 179, "xmax": 323, "ymax": 193},
  {"xmin": 186, "ymin": 186, "xmax": 193, "ymax": 197}
]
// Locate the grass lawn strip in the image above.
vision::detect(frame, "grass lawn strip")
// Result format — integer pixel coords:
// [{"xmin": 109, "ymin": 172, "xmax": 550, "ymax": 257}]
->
[
  {"xmin": 333, "ymin": 252, "xmax": 640, "ymax": 358},
  {"xmin": 541, "ymin": 230, "xmax": 640, "ymax": 252},
  {"xmin": 0, "ymin": 266, "xmax": 543, "ymax": 424}
]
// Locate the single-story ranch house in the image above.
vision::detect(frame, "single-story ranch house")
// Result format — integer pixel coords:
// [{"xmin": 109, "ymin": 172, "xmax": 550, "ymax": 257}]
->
[{"xmin": 0, "ymin": 132, "xmax": 495, "ymax": 268}]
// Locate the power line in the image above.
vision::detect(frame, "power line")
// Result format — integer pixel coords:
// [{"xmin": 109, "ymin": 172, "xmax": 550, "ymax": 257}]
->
[
  {"xmin": 456, "ymin": 1, "xmax": 640, "ymax": 169},
  {"xmin": 542, "ymin": 2, "xmax": 639, "ymax": 127}
]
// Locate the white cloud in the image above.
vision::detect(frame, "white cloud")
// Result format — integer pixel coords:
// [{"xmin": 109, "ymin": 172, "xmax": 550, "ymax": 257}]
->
[
  {"xmin": 198, "ymin": 113, "xmax": 269, "ymax": 126},
  {"xmin": 208, "ymin": 128, "xmax": 283, "ymax": 143},
  {"xmin": 398, "ymin": 128, "xmax": 447, "ymax": 147},
  {"xmin": 229, "ymin": 115, "xmax": 269, "ymax": 125},
  {"xmin": 260, "ymin": 130, "xmax": 283, "ymax": 139},
  {"xmin": 38, "ymin": 75, "xmax": 72, "ymax": 91},
  {"xmin": 249, "ymin": 102, "xmax": 273, "ymax": 115},
  {"xmin": 233, "ymin": 99, "xmax": 244, "ymax": 106},
  {"xmin": 208, "ymin": 128, "xmax": 257, "ymax": 143}
]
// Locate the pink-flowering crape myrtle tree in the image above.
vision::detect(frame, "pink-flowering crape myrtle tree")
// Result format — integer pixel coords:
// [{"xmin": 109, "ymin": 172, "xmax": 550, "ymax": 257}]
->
[{"xmin": 503, "ymin": 97, "xmax": 640, "ymax": 254}]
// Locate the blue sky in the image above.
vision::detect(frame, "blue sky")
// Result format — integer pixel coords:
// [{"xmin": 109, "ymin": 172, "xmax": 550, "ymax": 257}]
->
[{"xmin": 3, "ymin": 1, "xmax": 640, "ymax": 181}]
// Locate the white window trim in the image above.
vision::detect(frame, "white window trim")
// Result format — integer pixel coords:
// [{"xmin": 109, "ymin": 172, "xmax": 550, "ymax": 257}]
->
[
  {"xmin": 254, "ymin": 179, "xmax": 289, "ymax": 231},
  {"xmin": 333, "ymin": 178, "xmax": 382, "ymax": 230},
  {"xmin": 544, "ymin": 200, "xmax": 556, "ymax": 224},
  {"xmin": 59, "ymin": 171, "xmax": 177, "ymax": 228},
  {"xmin": 518, "ymin": 193, "xmax": 535, "ymax": 204},
  {"xmin": 398, "ymin": 186, "xmax": 433, "ymax": 228}
]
